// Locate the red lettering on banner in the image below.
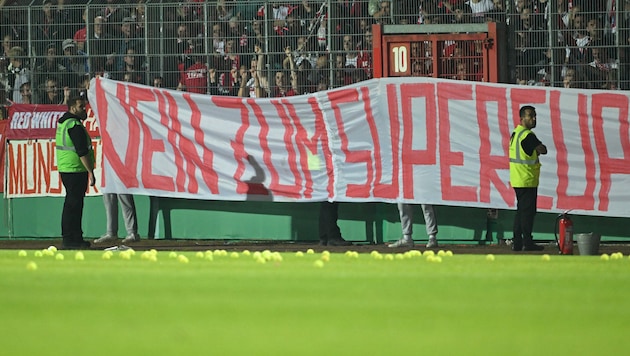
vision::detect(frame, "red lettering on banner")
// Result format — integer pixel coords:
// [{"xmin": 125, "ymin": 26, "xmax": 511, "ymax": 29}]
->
[
  {"xmin": 269, "ymin": 99, "xmax": 302, "ymax": 198},
  {"xmin": 178, "ymin": 94, "xmax": 219, "ymax": 194},
  {"xmin": 221, "ymin": 98, "xmax": 250, "ymax": 195},
  {"xmin": 554, "ymin": 93, "xmax": 596, "ymax": 210},
  {"xmin": 329, "ymin": 88, "xmax": 373, "ymax": 198},
  {"xmin": 508, "ymin": 87, "xmax": 552, "ymax": 209},
  {"xmin": 8, "ymin": 144, "xmax": 24, "ymax": 194},
  {"xmin": 303, "ymin": 97, "xmax": 334, "ymax": 197},
  {"xmin": 438, "ymin": 82, "xmax": 476, "ymax": 202},
  {"xmin": 363, "ymin": 86, "xmax": 395, "ymax": 199},
  {"xmin": 400, "ymin": 83, "xmax": 436, "ymax": 199},
  {"xmin": 476, "ymin": 85, "xmax": 512, "ymax": 204},
  {"xmin": 592, "ymin": 93, "xmax": 630, "ymax": 211},
  {"xmin": 161, "ymin": 91, "xmax": 185, "ymax": 192},
  {"xmin": 49, "ymin": 141, "xmax": 61, "ymax": 194},
  {"xmin": 96, "ymin": 80, "xmax": 139, "ymax": 188},
  {"xmin": 282, "ymin": 98, "xmax": 316, "ymax": 198}
]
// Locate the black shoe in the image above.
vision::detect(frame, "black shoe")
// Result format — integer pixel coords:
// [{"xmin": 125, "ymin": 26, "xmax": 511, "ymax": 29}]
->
[
  {"xmin": 61, "ymin": 240, "xmax": 91, "ymax": 250},
  {"xmin": 522, "ymin": 244, "xmax": 544, "ymax": 251},
  {"xmin": 327, "ymin": 238, "xmax": 353, "ymax": 246},
  {"xmin": 511, "ymin": 244, "xmax": 523, "ymax": 252}
]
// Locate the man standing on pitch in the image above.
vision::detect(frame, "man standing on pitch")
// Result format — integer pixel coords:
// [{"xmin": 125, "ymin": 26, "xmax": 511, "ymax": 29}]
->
[
  {"xmin": 509, "ymin": 105, "xmax": 547, "ymax": 251},
  {"xmin": 56, "ymin": 96, "xmax": 95, "ymax": 249}
]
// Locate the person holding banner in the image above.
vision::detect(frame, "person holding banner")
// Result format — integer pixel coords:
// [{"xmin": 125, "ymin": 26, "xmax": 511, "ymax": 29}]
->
[
  {"xmin": 509, "ymin": 105, "xmax": 547, "ymax": 252},
  {"xmin": 56, "ymin": 96, "xmax": 94, "ymax": 250},
  {"xmin": 318, "ymin": 202, "xmax": 353, "ymax": 246},
  {"xmin": 388, "ymin": 204, "xmax": 439, "ymax": 248},
  {"xmin": 94, "ymin": 194, "xmax": 140, "ymax": 245}
]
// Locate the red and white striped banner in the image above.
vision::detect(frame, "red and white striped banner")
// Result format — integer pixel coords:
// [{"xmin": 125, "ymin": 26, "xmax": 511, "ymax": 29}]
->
[{"xmin": 87, "ymin": 77, "xmax": 629, "ymax": 218}]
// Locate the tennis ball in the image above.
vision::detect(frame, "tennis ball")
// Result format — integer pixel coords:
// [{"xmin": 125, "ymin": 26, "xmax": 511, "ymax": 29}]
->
[
  {"xmin": 75, "ymin": 252, "xmax": 85, "ymax": 261},
  {"xmin": 120, "ymin": 251, "xmax": 132, "ymax": 260},
  {"xmin": 437, "ymin": 250, "xmax": 446, "ymax": 257},
  {"xmin": 148, "ymin": 255, "xmax": 158, "ymax": 262},
  {"xmin": 272, "ymin": 253, "xmax": 283, "ymax": 262},
  {"xmin": 256, "ymin": 256, "xmax": 266, "ymax": 264},
  {"xmin": 47, "ymin": 246, "xmax": 58, "ymax": 253},
  {"xmin": 295, "ymin": 251, "xmax": 304, "ymax": 257},
  {"xmin": 600, "ymin": 254, "xmax": 610, "ymax": 261},
  {"xmin": 252, "ymin": 251, "xmax": 262, "ymax": 259},
  {"xmin": 18, "ymin": 250, "xmax": 27, "ymax": 257},
  {"xmin": 321, "ymin": 254, "xmax": 330, "ymax": 262},
  {"xmin": 26, "ymin": 261, "xmax": 38, "ymax": 271},
  {"xmin": 230, "ymin": 252, "xmax": 239, "ymax": 259},
  {"xmin": 195, "ymin": 251, "xmax": 204, "ymax": 259},
  {"xmin": 395, "ymin": 253, "xmax": 404, "ymax": 260},
  {"xmin": 306, "ymin": 248, "xmax": 315, "ymax": 255},
  {"xmin": 486, "ymin": 254, "xmax": 495, "ymax": 261},
  {"xmin": 55, "ymin": 253, "xmax": 64, "ymax": 261},
  {"xmin": 177, "ymin": 255, "xmax": 189, "ymax": 263},
  {"xmin": 242, "ymin": 250, "xmax": 251, "ymax": 256},
  {"xmin": 445, "ymin": 250, "xmax": 454, "ymax": 257},
  {"xmin": 385, "ymin": 254, "xmax": 394, "ymax": 261},
  {"xmin": 42, "ymin": 249, "xmax": 55, "ymax": 257},
  {"xmin": 541, "ymin": 254, "xmax": 551, "ymax": 261},
  {"xmin": 205, "ymin": 253, "xmax": 213, "ymax": 261},
  {"xmin": 102, "ymin": 251, "xmax": 113, "ymax": 260},
  {"xmin": 313, "ymin": 260, "xmax": 324, "ymax": 268},
  {"xmin": 168, "ymin": 251, "xmax": 178, "ymax": 259},
  {"xmin": 611, "ymin": 252, "xmax": 622, "ymax": 260},
  {"xmin": 422, "ymin": 250, "xmax": 435, "ymax": 257},
  {"xmin": 34, "ymin": 251, "xmax": 43, "ymax": 258}
]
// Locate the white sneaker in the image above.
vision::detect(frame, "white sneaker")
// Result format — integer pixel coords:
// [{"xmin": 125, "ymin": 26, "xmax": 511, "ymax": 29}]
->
[
  {"xmin": 122, "ymin": 233, "xmax": 141, "ymax": 244},
  {"xmin": 94, "ymin": 233, "xmax": 119, "ymax": 244},
  {"xmin": 426, "ymin": 236, "xmax": 438, "ymax": 248},
  {"xmin": 388, "ymin": 237, "xmax": 414, "ymax": 248}
]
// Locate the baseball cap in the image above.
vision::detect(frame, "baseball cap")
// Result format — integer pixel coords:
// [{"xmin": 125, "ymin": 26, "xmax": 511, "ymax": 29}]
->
[{"xmin": 62, "ymin": 39, "xmax": 76, "ymax": 51}]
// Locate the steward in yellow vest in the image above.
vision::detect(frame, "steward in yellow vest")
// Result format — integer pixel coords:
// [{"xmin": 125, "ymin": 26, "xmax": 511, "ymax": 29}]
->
[
  {"xmin": 55, "ymin": 96, "xmax": 95, "ymax": 250},
  {"xmin": 509, "ymin": 105, "xmax": 547, "ymax": 252}
]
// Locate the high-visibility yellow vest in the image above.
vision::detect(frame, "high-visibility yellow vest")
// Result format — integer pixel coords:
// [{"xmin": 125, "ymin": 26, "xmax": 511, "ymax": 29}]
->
[
  {"xmin": 509, "ymin": 125, "xmax": 541, "ymax": 188},
  {"xmin": 55, "ymin": 118, "xmax": 94, "ymax": 173}
]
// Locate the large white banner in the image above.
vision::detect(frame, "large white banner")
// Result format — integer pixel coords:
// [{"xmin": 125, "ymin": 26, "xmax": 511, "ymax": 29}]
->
[{"xmin": 89, "ymin": 77, "xmax": 630, "ymax": 218}]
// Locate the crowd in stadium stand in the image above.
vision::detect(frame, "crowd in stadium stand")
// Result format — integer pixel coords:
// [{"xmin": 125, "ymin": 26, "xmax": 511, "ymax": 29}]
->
[{"xmin": 0, "ymin": 0, "xmax": 627, "ymax": 118}]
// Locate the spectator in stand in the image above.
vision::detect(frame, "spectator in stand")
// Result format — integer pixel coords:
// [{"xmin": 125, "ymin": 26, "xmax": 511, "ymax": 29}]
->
[
  {"xmin": 34, "ymin": 0, "xmax": 65, "ymax": 61},
  {"xmin": 18, "ymin": 81, "xmax": 32, "ymax": 104},
  {"xmin": 238, "ymin": 58, "xmax": 261, "ymax": 98},
  {"xmin": 98, "ymin": 0, "xmax": 130, "ymax": 38},
  {"xmin": 357, "ymin": 27, "xmax": 374, "ymax": 79},
  {"xmin": 587, "ymin": 44, "xmax": 618, "ymax": 89},
  {"xmin": 114, "ymin": 17, "xmax": 143, "ymax": 79},
  {"xmin": 88, "ymin": 15, "xmax": 116, "ymax": 78},
  {"xmin": 60, "ymin": 38, "xmax": 89, "ymax": 90},
  {"xmin": 131, "ymin": 0, "xmax": 147, "ymax": 34},
  {"xmin": 369, "ymin": 0, "xmax": 392, "ymax": 25},
  {"xmin": 6, "ymin": 46, "xmax": 30, "ymax": 103},
  {"xmin": 467, "ymin": 0, "xmax": 495, "ymax": 21},
  {"xmin": 180, "ymin": 45, "xmax": 208, "ymax": 95},
  {"xmin": 73, "ymin": 7, "xmax": 88, "ymax": 53},
  {"xmin": 121, "ymin": 47, "xmax": 145, "ymax": 85},
  {"xmin": 40, "ymin": 77, "xmax": 67, "ymax": 105},
  {"xmin": 152, "ymin": 75, "xmax": 163, "ymax": 88},
  {"xmin": 341, "ymin": 34, "xmax": 359, "ymax": 69},
  {"xmin": 34, "ymin": 42, "xmax": 66, "ymax": 102}
]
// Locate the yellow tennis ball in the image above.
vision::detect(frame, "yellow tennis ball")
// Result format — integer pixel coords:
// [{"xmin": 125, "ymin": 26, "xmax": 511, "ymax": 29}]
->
[
  {"xmin": 55, "ymin": 253, "xmax": 64, "ymax": 261},
  {"xmin": 486, "ymin": 254, "xmax": 495, "ymax": 261},
  {"xmin": 18, "ymin": 250, "xmax": 27, "ymax": 257},
  {"xmin": 75, "ymin": 252, "xmax": 85, "ymax": 261},
  {"xmin": 26, "ymin": 261, "xmax": 38, "ymax": 271}
]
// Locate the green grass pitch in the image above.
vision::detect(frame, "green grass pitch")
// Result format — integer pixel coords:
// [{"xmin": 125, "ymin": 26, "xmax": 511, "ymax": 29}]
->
[{"xmin": 1, "ymin": 248, "xmax": 629, "ymax": 355}]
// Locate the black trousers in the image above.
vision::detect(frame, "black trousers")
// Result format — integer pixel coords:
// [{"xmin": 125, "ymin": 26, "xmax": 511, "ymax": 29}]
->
[
  {"xmin": 513, "ymin": 187, "xmax": 538, "ymax": 246},
  {"xmin": 60, "ymin": 172, "xmax": 88, "ymax": 244},
  {"xmin": 319, "ymin": 202, "xmax": 342, "ymax": 242}
]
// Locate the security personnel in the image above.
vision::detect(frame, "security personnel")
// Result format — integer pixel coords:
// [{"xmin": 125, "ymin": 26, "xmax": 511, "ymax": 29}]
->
[
  {"xmin": 56, "ymin": 96, "xmax": 95, "ymax": 249},
  {"xmin": 509, "ymin": 105, "xmax": 547, "ymax": 252}
]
